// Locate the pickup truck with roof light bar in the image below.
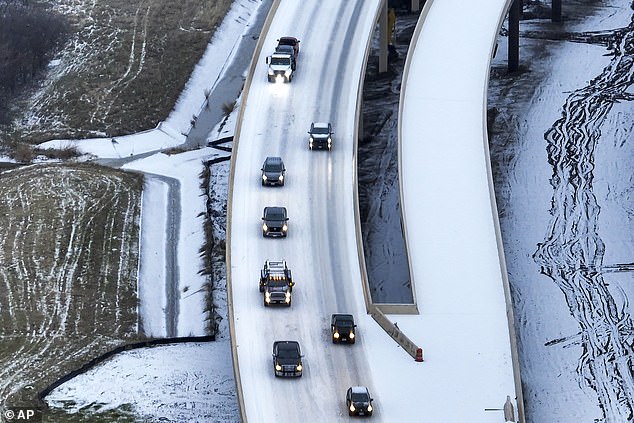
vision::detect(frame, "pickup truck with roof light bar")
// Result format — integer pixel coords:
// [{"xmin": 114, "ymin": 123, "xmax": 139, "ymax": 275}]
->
[{"xmin": 260, "ymin": 260, "xmax": 294, "ymax": 307}]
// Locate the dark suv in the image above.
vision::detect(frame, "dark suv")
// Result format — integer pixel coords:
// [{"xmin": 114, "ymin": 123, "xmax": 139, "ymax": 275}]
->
[
  {"xmin": 331, "ymin": 314, "xmax": 356, "ymax": 344},
  {"xmin": 277, "ymin": 36, "xmax": 300, "ymax": 59},
  {"xmin": 272, "ymin": 341, "xmax": 303, "ymax": 377},
  {"xmin": 308, "ymin": 122, "xmax": 333, "ymax": 151},
  {"xmin": 261, "ymin": 156, "xmax": 286, "ymax": 186},
  {"xmin": 262, "ymin": 206, "xmax": 288, "ymax": 237},
  {"xmin": 346, "ymin": 386, "xmax": 374, "ymax": 416}
]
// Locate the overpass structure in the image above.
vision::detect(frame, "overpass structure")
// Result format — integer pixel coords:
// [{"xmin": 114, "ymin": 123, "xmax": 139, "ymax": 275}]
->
[
  {"xmin": 227, "ymin": 0, "xmax": 524, "ymax": 421},
  {"xmin": 397, "ymin": 0, "xmax": 524, "ymax": 421}
]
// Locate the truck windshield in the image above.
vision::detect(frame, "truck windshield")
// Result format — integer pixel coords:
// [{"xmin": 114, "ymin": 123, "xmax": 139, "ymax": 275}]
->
[
  {"xmin": 271, "ymin": 57, "xmax": 291, "ymax": 66},
  {"xmin": 268, "ymin": 279, "xmax": 288, "ymax": 287}
]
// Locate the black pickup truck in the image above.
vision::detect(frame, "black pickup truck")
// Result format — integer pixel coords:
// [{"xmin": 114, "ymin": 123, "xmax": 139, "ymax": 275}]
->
[{"xmin": 272, "ymin": 341, "xmax": 303, "ymax": 377}]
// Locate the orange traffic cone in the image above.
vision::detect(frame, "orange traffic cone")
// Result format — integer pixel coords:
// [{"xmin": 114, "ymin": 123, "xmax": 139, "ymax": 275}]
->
[{"xmin": 415, "ymin": 347, "xmax": 424, "ymax": 362}]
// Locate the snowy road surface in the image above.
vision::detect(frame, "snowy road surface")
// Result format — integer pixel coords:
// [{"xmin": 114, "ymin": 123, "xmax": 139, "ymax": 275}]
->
[{"xmin": 228, "ymin": 0, "xmax": 388, "ymax": 421}]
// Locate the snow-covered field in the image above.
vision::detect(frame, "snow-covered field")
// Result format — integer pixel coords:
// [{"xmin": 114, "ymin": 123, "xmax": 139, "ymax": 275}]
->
[
  {"xmin": 46, "ymin": 341, "xmax": 239, "ymax": 422},
  {"xmin": 0, "ymin": 164, "xmax": 142, "ymax": 406},
  {"xmin": 37, "ymin": 1, "xmax": 266, "ymax": 421},
  {"xmin": 489, "ymin": 1, "xmax": 634, "ymax": 421}
]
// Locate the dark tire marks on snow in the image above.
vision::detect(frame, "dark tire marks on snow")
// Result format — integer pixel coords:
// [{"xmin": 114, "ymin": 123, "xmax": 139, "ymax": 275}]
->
[{"xmin": 533, "ymin": 13, "xmax": 634, "ymax": 422}]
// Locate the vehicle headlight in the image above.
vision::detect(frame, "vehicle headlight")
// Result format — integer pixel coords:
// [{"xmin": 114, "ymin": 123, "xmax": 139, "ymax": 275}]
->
[
  {"xmin": 279, "ymin": 174, "xmax": 284, "ymax": 181},
  {"xmin": 268, "ymin": 69, "xmax": 274, "ymax": 75},
  {"xmin": 333, "ymin": 332, "xmax": 340, "ymax": 338},
  {"xmin": 309, "ymin": 136, "xmax": 314, "ymax": 142},
  {"xmin": 275, "ymin": 364, "xmax": 281, "ymax": 371},
  {"xmin": 282, "ymin": 224, "xmax": 288, "ymax": 232},
  {"xmin": 349, "ymin": 332, "xmax": 355, "ymax": 339},
  {"xmin": 296, "ymin": 364, "xmax": 302, "ymax": 371},
  {"xmin": 285, "ymin": 68, "xmax": 291, "ymax": 76},
  {"xmin": 367, "ymin": 405, "xmax": 372, "ymax": 412},
  {"xmin": 285, "ymin": 292, "xmax": 291, "ymax": 299},
  {"xmin": 265, "ymin": 292, "xmax": 271, "ymax": 299},
  {"xmin": 262, "ymin": 174, "xmax": 268, "ymax": 181},
  {"xmin": 262, "ymin": 223, "xmax": 268, "ymax": 231},
  {"xmin": 349, "ymin": 404, "xmax": 355, "ymax": 412}
]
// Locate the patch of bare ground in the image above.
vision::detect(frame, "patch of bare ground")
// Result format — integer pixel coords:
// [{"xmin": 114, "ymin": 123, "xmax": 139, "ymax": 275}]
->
[
  {"xmin": 0, "ymin": 163, "xmax": 143, "ymax": 408},
  {"xmin": 3, "ymin": 0, "xmax": 232, "ymax": 144}
]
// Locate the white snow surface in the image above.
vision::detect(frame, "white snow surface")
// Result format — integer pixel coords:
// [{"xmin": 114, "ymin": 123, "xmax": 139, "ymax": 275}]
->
[
  {"xmin": 228, "ymin": 1, "xmax": 391, "ymax": 422},
  {"xmin": 43, "ymin": 0, "xmax": 261, "ymax": 419},
  {"xmin": 46, "ymin": 341, "xmax": 239, "ymax": 422},
  {"xmin": 40, "ymin": 0, "xmax": 634, "ymax": 421},
  {"xmin": 398, "ymin": 0, "xmax": 519, "ymax": 421},
  {"xmin": 37, "ymin": 0, "xmax": 263, "ymax": 158}
]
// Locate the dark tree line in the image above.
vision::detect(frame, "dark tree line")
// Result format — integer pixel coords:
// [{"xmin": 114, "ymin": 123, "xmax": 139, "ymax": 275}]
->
[{"xmin": 0, "ymin": 0, "xmax": 70, "ymax": 123}]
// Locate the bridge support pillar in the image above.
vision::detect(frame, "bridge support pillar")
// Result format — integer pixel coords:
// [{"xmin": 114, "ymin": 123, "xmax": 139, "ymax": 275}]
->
[
  {"xmin": 379, "ymin": 0, "xmax": 388, "ymax": 73},
  {"xmin": 552, "ymin": 0, "xmax": 562, "ymax": 22},
  {"xmin": 508, "ymin": 0, "xmax": 520, "ymax": 72}
]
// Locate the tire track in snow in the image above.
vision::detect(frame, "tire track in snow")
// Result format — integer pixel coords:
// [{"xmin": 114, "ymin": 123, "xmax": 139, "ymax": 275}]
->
[
  {"xmin": 533, "ymin": 13, "xmax": 634, "ymax": 422},
  {"xmin": 0, "ymin": 165, "xmax": 142, "ymax": 405}
]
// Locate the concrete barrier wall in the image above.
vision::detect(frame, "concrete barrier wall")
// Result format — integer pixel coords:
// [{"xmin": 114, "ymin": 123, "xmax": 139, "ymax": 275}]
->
[
  {"xmin": 352, "ymin": 0, "xmax": 388, "ymax": 314},
  {"xmin": 225, "ymin": 1, "xmax": 280, "ymax": 422},
  {"xmin": 396, "ymin": 0, "xmax": 434, "ymax": 315},
  {"xmin": 370, "ymin": 308, "xmax": 420, "ymax": 360},
  {"xmin": 482, "ymin": 3, "xmax": 526, "ymax": 422}
]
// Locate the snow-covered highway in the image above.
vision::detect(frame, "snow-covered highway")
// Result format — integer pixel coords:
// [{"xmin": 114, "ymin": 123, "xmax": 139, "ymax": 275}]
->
[
  {"xmin": 228, "ymin": 0, "xmax": 385, "ymax": 421},
  {"xmin": 230, "ymin": 0, "xmax": 524, "ymax": 422},
  {"xmin": 397, "ymin": 0, "xmax": 523, "ymax": 421}
]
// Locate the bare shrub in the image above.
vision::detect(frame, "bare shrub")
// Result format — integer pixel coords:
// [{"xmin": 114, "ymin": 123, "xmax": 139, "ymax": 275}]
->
[
  {"xmin": 35, "ymin": 145, "xmax": 81, "ymax": 160},
  {"xmin": 221, "ymin": 101, "xmax": 236, "ymax": 116},
  {"xmin": 13, "ymin": 143, "xmax": 34, "ymax": 163}
]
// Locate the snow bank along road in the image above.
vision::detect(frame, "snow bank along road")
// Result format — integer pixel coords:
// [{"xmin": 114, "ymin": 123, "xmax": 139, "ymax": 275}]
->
[
  {"xmin": 227, "ymin": 0, "xmax": 394, "ymax": 421},
  {"xmin": 399, "ymin": 0, "xmax": 523, "ymax": 421}
]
